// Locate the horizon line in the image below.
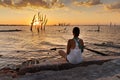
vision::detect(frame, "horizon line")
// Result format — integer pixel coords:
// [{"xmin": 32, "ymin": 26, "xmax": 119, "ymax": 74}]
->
[{"xmin": 0, "ymin": 24, "xmax": 120, "ymax": 26}]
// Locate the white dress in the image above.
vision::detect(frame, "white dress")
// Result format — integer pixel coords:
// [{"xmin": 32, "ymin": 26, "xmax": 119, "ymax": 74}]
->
[{"xmin": 67, "ymin": 39, "xmax": 83, "ymax": 64}]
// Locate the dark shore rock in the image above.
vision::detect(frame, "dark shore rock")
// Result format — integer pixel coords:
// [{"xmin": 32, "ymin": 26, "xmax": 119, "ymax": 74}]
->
[
  {"xmin": 18, "ymin": 59, "xmax": 110, "ymax": 75},
  {"xmin": 0, "ymin": 55, "xmax": 2, "ymax": 57},
  {"xmin": 0, "ymin": 67, "xmax": 18, "ymax": 78},
  {"xmin": 18, "ymin": 56, "xmax": 120, "ymax": 75},
  {"xmin": 14, "ymin": 58, "xmax": 120, "ymax": 80},
  {"xmin": 0, "ymin": 56, "xmax": 120, "ymax": 80},
  {"xmin": 0, "ymin": 29, "xmax": 22, "ymax": 32}
]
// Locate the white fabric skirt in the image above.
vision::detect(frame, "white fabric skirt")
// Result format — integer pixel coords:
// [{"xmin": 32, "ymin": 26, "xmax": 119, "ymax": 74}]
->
[{"xmin": 67, "ymin": 48, "xmax": 83, "ymax": 64}]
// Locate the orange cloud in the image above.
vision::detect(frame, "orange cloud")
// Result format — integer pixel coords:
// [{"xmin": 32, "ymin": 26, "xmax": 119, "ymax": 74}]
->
[
  {"xmin": 104, "ymin": 2, "xmax": 120, "ymax": 10},
  {"xmin": 73, "ymin": 0, "xmax": 102, "ymax": 7},
  {"xmin": 0, "ymin": 0, "xmax": 65, "ymax": 9}
]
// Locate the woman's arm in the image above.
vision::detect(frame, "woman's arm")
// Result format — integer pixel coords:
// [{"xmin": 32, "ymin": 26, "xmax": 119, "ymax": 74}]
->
[
  {"xmin": 79, "ymin": 39, "xmax": 84, "ymax": 53},
  {"xmin": 66, "ymin": 39, "xmax": 71, "ymax": 54},
  {"xmin": 80, "ymin": 39, "xmax": 84, "ymax": 47}
]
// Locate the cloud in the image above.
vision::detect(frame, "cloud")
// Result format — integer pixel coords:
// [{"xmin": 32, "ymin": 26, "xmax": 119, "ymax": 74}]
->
[
  {"xmin": 0, "ymin": 0, "xmax": 65, "ymax": 9},
  {"xmin": 104, "ymin": 2, "xmax": 120, "ymax": 10},
  {"xmin": 73, "ymin": 0, "xmax": 102, "ymax": 7},
  {"xmin": 50, "ymin": 0, "xmax": 65, "ymax": 8},
  {"xmin": 0, "ymin": 0, "xmax": 13, "ymax": 7}
]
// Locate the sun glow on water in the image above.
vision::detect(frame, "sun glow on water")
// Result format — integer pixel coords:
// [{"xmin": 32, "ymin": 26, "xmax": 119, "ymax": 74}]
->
[{"xmin": 33, "ymin": 21, "xmax": 40, "ymax": 26}]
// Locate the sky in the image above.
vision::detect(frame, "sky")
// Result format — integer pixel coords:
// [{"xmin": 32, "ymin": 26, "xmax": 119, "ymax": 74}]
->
[{"xmin": 0, "ymin": 0, "xmax": 120, "ymax": 25}]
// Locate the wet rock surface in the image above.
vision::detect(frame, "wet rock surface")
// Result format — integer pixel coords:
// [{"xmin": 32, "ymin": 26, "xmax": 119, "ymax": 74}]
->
[{"xmin": 0, "ymin": 58, "xmax": 120, "ymax": 80}]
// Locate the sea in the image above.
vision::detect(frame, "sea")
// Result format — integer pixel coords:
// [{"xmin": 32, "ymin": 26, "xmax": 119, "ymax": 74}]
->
[{"xmin": 0, "ymin": 25, "xmax": 120, "ymax": 69}]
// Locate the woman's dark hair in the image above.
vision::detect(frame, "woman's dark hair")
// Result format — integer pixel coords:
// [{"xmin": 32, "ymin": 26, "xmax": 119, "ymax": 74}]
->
[{"xmin": 73, "ymin": 27, "xmax": 80, "ymax": 37}]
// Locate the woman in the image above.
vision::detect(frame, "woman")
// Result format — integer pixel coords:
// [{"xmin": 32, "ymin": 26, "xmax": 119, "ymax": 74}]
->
[{"xmin": 59, "ymin": 27, "xmax": 84, "ymax": 64}]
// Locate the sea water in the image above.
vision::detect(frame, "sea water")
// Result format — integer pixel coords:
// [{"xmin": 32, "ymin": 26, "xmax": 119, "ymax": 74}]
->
[{"xmin": 0, "ymin": 25, "xmax": 120, "ymax": 69}]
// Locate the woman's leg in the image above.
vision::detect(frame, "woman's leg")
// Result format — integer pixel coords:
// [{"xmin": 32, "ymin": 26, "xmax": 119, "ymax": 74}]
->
[{"xmin": 58, "ymin": 50, "xmax": 67, "ymax": 59}]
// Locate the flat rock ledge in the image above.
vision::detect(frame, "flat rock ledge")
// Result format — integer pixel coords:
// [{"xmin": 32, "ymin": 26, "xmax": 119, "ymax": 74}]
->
[
  {"xmin": 0, "ymin": 56, "xmax": 120, "ymax": 80},
  {"xmin": 18, "ymin": 56, "xmax": 120, "ymax": 75},
  {"xmin": 18, "ymin": 59, "xmax": 110, "ymax": 75}
]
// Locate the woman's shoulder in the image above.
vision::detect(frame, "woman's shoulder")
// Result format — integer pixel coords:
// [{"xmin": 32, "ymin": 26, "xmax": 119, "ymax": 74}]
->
[
  {"xmin": 79, "ymin": 38, "xmax": 83, "ymax": 42},
  {"xmin": 68, "ymin": 39, "xmax": 74, "ymax": 42},
  {"xmin": 79, "ymin": 38, "xmax": 84, "ymax": 46},
  {"xmin": 68, "ymin": 39, "xmax": 75, "ymax": 44},
  {"xmin": 68, "ymin": 38, "xmax": 83, "ymax": 42}
]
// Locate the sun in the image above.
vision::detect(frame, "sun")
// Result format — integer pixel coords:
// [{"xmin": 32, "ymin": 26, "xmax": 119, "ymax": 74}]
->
[{"xmin": 33, "ymin": 21, "xmax": 40, "ymax": 26}]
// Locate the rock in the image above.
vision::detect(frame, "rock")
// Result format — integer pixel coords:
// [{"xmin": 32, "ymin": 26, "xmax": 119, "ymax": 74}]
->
[
  {"xmin": 96, "ymin": 73, "xmax": 120, "ymax": 80},
  {"xmin": 1, "ymin": 58, "xmax": 120, "ymax": 80},
  {"xmin": 16, "ymin": 58, "xmax": 120, "ymax": 80},
  {"xmin": 21, "ymin": 58, "xmax": 39, "ymax": 68},
  {"xmin": 0, "ymin": 76, "xmax": 13, "ymax": 80},
  {"xmin": 110, "ymin": 59, "xmax": 120, "ymax": 66},
  {"xmin": 0, "ymin": 67, "xmax": 18, "ymax": 78},
  {"xmin": 0, "ymin": 55, "xmax": 2, "ymax": 57}
]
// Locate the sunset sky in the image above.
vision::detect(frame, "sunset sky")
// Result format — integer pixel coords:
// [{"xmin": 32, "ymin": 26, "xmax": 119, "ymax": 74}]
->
[{"xmin": 0, "ymin": 0, "xmax": 120, "ymax": 25}]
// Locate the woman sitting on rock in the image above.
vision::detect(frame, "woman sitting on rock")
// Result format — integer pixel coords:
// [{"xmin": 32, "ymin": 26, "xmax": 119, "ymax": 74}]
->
[{"xmin": 59, "ymin": 27, "xmax": 84, "ymax": 64}]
